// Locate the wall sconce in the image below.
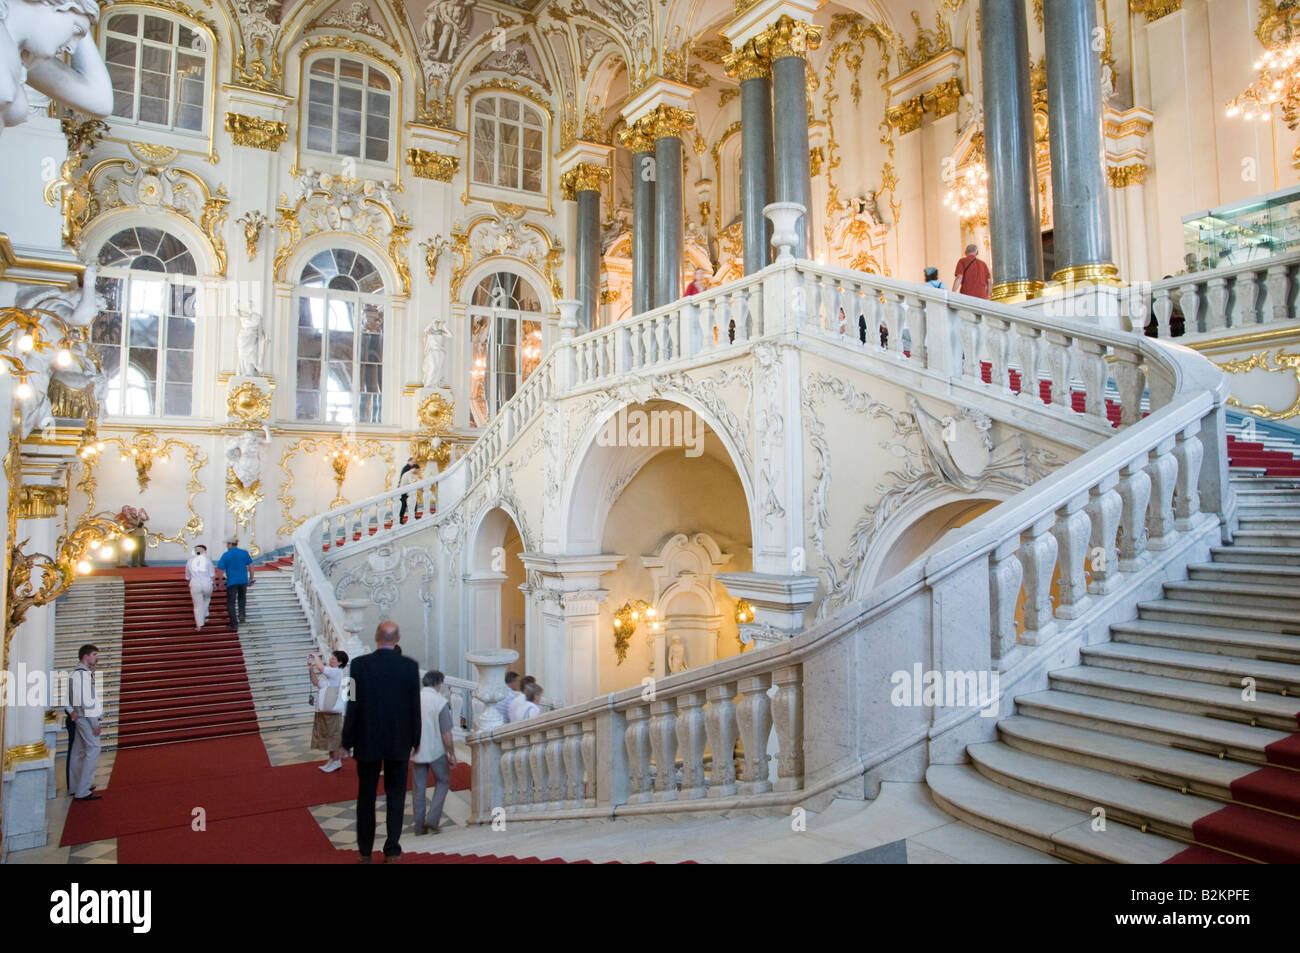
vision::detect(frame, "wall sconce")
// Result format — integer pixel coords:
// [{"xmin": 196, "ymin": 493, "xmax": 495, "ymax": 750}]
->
[
  {"xmin": 118, "ymin": 431, "xmax": 171, "ymax": 492},
  {"xmin": 735, "ymin": 599, "xmax": 755, "ymax": 625},
  {"xmin": 324, "ymin": 442, "xmax": 365, "ymax": 508},
  {"xmin": 1, "ymin": 305, "xmax": 83, "ymax": 403},
  {"xmin": 612, "ymin": 599, "xmax": 656, "ymax": 665}
]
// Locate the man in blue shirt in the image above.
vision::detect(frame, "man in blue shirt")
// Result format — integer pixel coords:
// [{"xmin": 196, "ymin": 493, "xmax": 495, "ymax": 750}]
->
[{"xmin": 216, "ymin": 538, "xmax": 253, "ymax": 630}]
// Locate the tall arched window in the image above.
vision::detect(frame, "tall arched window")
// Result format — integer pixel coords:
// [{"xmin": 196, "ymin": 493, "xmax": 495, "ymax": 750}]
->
[
  {"xmin": 295, "ymin": 249, "xmax": 386, "ymax": 424},
  {"xmin": 304, "ymin": 56, "xmax": 392, "ymax": 163},
  {"xmin": 471, "ymin": 95, "xmax": 545, "ymax": 194},
  {"xmin": 468, "ymin": 272, "xmax": 543, "ymax": 426},
  {"xmin": 92, "ymin": 227, "xmax": 199, "ymax": 417},
  {"xmin": 104, "ymin": 11, "xmax": 210, "ymax": 131}
]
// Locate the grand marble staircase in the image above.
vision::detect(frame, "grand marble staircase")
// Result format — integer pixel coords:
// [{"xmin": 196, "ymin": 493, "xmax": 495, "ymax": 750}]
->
[{"xmin": 927, "ymin": 469, "xmax": 1300, "ymax": 864}]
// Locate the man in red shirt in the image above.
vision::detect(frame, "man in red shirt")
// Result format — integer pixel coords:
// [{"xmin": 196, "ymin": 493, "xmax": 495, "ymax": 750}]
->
[
  {"xmin": 952, "ymin": 244, "xmax": 992, "ymax": 299},
  {"xmin": 685, "ymin": 268, "xmax": 709, "ymax": 297}
]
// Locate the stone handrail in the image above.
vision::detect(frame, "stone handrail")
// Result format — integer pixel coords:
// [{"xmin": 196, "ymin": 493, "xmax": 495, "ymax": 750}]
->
[{"xmin": 465, "ymin": 329, "xmax": 1232, "ymax": 823}]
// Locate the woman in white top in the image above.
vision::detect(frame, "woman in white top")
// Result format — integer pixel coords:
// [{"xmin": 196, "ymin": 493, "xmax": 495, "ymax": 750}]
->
[
  {"xmin": 309, "ymin": 650, "xmax": 350, "ymax": 772},
  {"xmin": 505, "ymin": 681, "xmax": 543, "ymax": 722},
  {"xmin": 184, "ymin": 544, "xmax": 215, "ymax": 629}
]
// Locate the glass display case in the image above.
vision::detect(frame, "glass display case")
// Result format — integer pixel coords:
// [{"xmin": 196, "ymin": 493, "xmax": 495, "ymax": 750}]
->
[{"xmin": 1182, "ymin": 184, "xmax": 1300, "ymax": 271}]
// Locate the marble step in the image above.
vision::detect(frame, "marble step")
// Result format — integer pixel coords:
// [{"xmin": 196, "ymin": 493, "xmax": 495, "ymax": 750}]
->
[
  {"xmin": 1229, "ymin": 530, "xmax": 1300, "ymax": 548},
  {"xmin": 996, "ymin": 716, "xmax": 1267, "ymax": 807},
  {"xmin": 1011, "ymin": 691, "xmax": 1292, "ymax": 766},
  {"xmin": 1187, "ymin": 561, "xmax": 1300, "ymax": 588},
  {"xmin": 1161, "ymin": 579, "xmax": 1300, "ymax": 612},
  {"xmin": 1211, "ymin": 545, "xmax": 1300, "ymax": 566},
  {"xmin": 1080, "ymin": 642, "xmax": 1300, "ymax": 696},
  {"xmin": 1109, "ymin": 618, "xmax": 1300, "ymax": 664},
  {"xmin": 1137, "ymin": 598, "xmax": 1300, "ymax": 634},
  {"xmin": 966, "ymin": 741, "xmax": 1223, "ymax": 843},
  {"xmin": 1047, "ymin": 666, "xmax": 1300, "ymax": 732},
  {"xmin": 930, "ymin": 765, "xmax": 1189, "ymax": 863}
]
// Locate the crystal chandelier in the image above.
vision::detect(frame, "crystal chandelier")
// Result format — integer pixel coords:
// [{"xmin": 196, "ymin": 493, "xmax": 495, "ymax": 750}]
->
[
  {"xmin": 1225, "ymin": 39, "xmax": 1300, "ymax": 125},
  {"xmin": 942, "ymin": 163, "xmax": 989, "ymax": 223}
]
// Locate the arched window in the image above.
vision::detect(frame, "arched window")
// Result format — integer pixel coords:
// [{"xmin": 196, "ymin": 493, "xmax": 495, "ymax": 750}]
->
[
  {"xmin": 92, "ymin": 227, "xmax": 199, "ymax": 417},
  {"xmin": 471, "ymin": 95, "xmax": 545, "ymax": 194},
  {"xmin": 295, "ymin": 249, "xmax": 386, "ymax": 424},
  {"xmin": 468, "ymin": 272, "xmax": 543, "ymax": 426},
  {"xmin": 304, "ymin": 56, "xmax": 392, "ymax": 163},
  {"xmin": 104, "ymin": 11, "xmax": 210, "ymax": 131}
]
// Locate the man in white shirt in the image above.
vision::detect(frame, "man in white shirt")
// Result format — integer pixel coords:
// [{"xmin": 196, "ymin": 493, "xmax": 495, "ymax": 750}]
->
[
  {"xmin": 412, "ymin": 670, "xmax": 457, "ymax": 834},
  {"xmin": 66, "ymin": 644, "xmax": 104, "ymax": 801},
  {"xmin": 506, "ymin": 681, "xmax": 542, "ymax": 723},
  {"xmin": 185, "ymin": 544, "xmax": 215, "ymax": 629},
  {"xmin": 497, "ymin": 670, "xmax": 522, "ymax": 722}
]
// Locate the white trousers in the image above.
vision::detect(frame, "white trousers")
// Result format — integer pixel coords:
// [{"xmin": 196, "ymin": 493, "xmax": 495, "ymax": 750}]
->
[
  {"xmin": 70, "ymin": 716, "xmax": 101, "ymax": 798},
  {"xmin": 190, "ymin": 583, "xmax": 212, "ymax": 629}
]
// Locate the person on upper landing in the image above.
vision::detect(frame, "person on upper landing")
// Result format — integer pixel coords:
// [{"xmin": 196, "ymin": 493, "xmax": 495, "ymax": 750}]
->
[
  {"xmin": 685, "ymin": 268, "xmax": 709, "ymax": 297},
  {"xmin": 952, "ymin": 245, "xmax": 992, "ymax": 300}
]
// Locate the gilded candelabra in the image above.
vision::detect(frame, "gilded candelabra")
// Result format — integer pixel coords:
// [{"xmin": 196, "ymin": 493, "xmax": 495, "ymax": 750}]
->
[
  {"xmin": 0, "ymin": 305, "xmax": 84, "ymax": 403},
  {"xmin": 117, "ymin": 431, "xmax": 171, "ymax": 492},
  {"xmin": 1227, "ymin": 0, "xmax": 1300, "ymax": 164},
  {"xmin": 324, "ymin": 442, "xmax": 365, "ymax": 509},
  {"xmin": 612, "ymin": 599, "xmax": 657, "ymax": 665}
]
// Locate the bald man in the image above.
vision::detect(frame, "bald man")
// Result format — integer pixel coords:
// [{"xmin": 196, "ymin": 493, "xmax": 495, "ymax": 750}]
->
[{"xmin": 339, "ymin": 620, "xmax": 422, "ymax": 862}]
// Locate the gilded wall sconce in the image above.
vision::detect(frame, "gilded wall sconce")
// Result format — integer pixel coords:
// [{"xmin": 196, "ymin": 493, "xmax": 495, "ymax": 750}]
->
[
  {"xmin": 612, "ymin": 599, "xmax": 657, "ymax": 665},
  {"xmin": 118, "ymin": 431, "xmax": 171, "ymax": 492}
]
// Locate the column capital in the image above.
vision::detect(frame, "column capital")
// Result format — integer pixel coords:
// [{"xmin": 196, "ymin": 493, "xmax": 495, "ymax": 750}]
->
[
  {"xmin": 723, "ymin": 39, "xmax": 772, "ymax": 81},
  {"xmin": 758, "ymin": 14, "xmax": 822, "ymax": 60},
  {"xmin": 13, "ymin": 484, "xmax": 67, "ymax": 520},
  {"xmin": 618, "ymin": 119, "xmax": 656, "ymax": 153},
  {"xmin": 644, "ymin": 104, "xmax": 696, "ymax": 141},
  {"xmin": 560, "ymin": 162, "xmax": 611, "ymax": 200}
]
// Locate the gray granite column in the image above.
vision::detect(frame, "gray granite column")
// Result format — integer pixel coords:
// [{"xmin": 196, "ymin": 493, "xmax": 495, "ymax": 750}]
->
[
  {"xmin": 622, "ymin": 120, "xmax": 656, "ymax": 315},
  {"xmin": 768, "ymin": 17, "xmax": 821, "ymax": 259},
  {"xmin": 561, "ymin": 163, "xmax": 610, "ymax": 333},
  {"xmin": 981, "ymin": 0, "xmax": 1044, "ymax": 299},
  {"xmin": 1044, "ymin": 0, "xmax": 1117, "ymax": 283},
  {"xmin": 727, "ymin": 40, "xmax": 775, "ymax": 274},
  {"xmin": 649, "ymin": 106, "xmax": 694, "ymax": 308}
]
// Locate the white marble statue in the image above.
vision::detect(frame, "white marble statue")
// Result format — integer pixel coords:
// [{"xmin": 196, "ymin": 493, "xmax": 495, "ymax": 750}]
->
[
  {"xmin": 1100, "ymin": 63, "xmax": 1116, "ymax": 103},
  {"xmin": 235, "ymin": 306, "xmax": 267, "ymax": 377},
  {"xmin": 225, "ymin": 425, "xmax": 270, "ymax": 489},
  {"xmin": 667, "ymin": 634, "xmax": 687, "ymax": 674},
  {"xmin": 422, "ymin": 319, "xmax": 451, "ymax": 389},
  {"xmin": 0, "ymin": 0, "xmax": 113, "ymax": 133}
]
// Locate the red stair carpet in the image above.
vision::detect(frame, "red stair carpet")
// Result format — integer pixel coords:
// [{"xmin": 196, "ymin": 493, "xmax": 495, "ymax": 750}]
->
[{"xmin": 63, "ymin": 569, "xmax": 563, "ymax": 863}]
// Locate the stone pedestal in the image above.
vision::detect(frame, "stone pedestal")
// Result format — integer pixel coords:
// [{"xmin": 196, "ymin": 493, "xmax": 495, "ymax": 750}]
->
[
  {"xmin": 716, "ymin": 572, "xmax": 819, "ymax": 646},
  {"xmin": 339, "ymin": 598, "xmax": 371, "ymax": 658},
  {"xmin": 467, "ymin": 648, "xmax": 519, "ymax": 732}
]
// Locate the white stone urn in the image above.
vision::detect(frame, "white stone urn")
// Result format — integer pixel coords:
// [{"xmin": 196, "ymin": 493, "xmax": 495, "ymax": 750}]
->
[
  {"xmin": 338, "ymin": 599, "xmax": 370, "ymax": 659},
  {"xmin": 764, "ymin": 201, "xmax": 806, "ymax": 263},
  {"xmin": 556, "ymin": 299, "xmax": 581, "ymax": 339},
  {"xmin": 466, "ymin": 648, "xmax": 519, "ymax": 731}
]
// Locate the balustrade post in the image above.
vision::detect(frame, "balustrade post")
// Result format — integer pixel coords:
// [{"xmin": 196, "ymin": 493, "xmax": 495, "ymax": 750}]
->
[
  {"xmin": 499, "ymin": 736, "xmax": 517, "ymax": 813},
  {"xmin": 674, "ymin": 692, "xmax": 707, "ymax": 799},
  {"xmin": 989, "ymin": 538, "xmax": 1024, "ymax": 661},
  {"xmin": 1016, "ymin": 325, "xmax": 1042, "ymax": 403},
  {"xmin": 1236, "ymin": 271, "xmax": 1261, "ymax": 326},
  {"xmin": 958, "ymin": 309, "xmax": 981, "ymax": 382},
  {"xmin": 985, "ymin": 316, "xmax": 1010, "ymax": 392},
  {"xmin": 513, "ymin": 734, "xmax": 533, "ymax": 811},
  {"xmin": 1044, "ymin": 331, "xmax": 1072, "ymax": 408},
  {"xmin": 1117, "ymin": 458, "xmax": 1153, "ymax": 571},
  {"xmin": 1017, "ymin": 515, "xmax": 1059, "ymax": 644},
  {"xmin": 1113, "ymin": 348, "xmax": 1145, "ymax": 427},
  {"xmin": 1076, "ymin": 340, "xmax": 1108, "ymax": 421},
  {"xmin": 529, "ymin": 730, "xmax": 549, "ymax": 811},
  {"xmin": 1152, "ymin": 288, "xmax": 1174, "ymax": 338},
  {"xmin": 1146, "ymin": 436, "xmax": 1178, "ymax": 549},
  {"xmin": 648, "ymin": 698, "xmax": 679, "ymax": 801},
  {"xmin": 1206, "ymin": 276, "xmax": 1230, "ymax": 330},
  {"xmin": 924, "ymin": 299, "xmax": 955, "ymax": 376},
  {"xmin": 545, "ymin": 727, "xmax": 566, "ymax": 809},
  {"xmin": 704, "ymin": 682, "xmax": 738, "ymax": 798},
  {"xmin": 1267, "ymin": 262, "xmax": 1291, "ymax": 323},
  {"xmin": 771, "ymin": 665, "xmax": 804, "ymax": 793},
  {"xmin": 561, "ymin": 723, "xmax": 583, "ymax": 807},
  {"xmin": 1176, "ymin": 282, "xmax": 1202, "ymax": 334},
  {"xmin": 624, "ymin": 704, "xmax": 653, "ymax": 804},
  {"xmin": 1173, "ymin": 423, "xmax": 1204, "ymax": 530},
  {"xmin": 1052, "ymin": 494, "xmax": 1093, "ymax": 619},
  {"xmin": 735, "ymin": 674, "xmax": 773, "ymax": 795}
]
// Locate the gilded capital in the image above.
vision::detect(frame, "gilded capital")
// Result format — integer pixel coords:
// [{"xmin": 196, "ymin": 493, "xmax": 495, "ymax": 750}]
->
[
  {"xmin": 560, "ymin": 163, "xmax": 612, "ymax": 200},
  {"xmin": 1130, "ymin": 0, "xmax": 1181, "ymax": 21},
  {"xmin": 1107, "ymin": 163, "xmax": 1148, "ymax": 188},
  {"xmin": 886, "ymin": 96, "xmax": 924, "ymax": 134},
  {"xmin": 618, "ymin": 118, "xmax": 656, "ymax": 153},
  {"xmin": 224, "ymin": 113, "xmax": 288, "ymax": 151},
  {"xmin": 922, "ymin": 78, "xmax": 962, "ymax": 120},
  {"xmin": 14, "ymin": 484, "xmax": 68, "ymax": 520},
  {"xmin": 723, "ymin": 39, "xmax": 771, "ymax": 81},
  {"xmin": 645, "ymin": 104, "xmax": 696, "ymax": 141},
  {"xmin": 761, "ymin": 15, "xmax": 823, "ymax": 61},
  {"xmin": 407, "ymin": 148, "xmax": 460, "ymax": 182}
]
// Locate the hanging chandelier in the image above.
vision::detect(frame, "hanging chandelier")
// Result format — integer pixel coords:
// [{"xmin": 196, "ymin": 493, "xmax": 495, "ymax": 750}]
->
[
  {"xmin": 1227, "ymin": 2, "xmax": 1300, "ymax": 134},
  {"xmin": 943, "ymin": 163, "xmax": 989, "ymax": 223}
]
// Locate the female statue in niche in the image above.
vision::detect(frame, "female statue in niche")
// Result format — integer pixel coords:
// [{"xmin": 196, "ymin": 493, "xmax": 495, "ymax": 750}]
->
[{"xmin": 0, "ymin": 0, "xmax": 113, "ymax": 132}]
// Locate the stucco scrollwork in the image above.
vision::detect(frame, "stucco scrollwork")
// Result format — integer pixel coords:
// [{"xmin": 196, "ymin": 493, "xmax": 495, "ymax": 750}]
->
[{"xmin": 333, "ymin": 544, "xmax": 437, "ymax": 619}]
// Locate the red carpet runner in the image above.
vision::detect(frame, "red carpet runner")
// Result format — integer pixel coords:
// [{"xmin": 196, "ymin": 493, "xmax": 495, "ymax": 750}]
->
[{"xmin": 63, "ymin": 568, "xmax": 565, "ymax": 863}]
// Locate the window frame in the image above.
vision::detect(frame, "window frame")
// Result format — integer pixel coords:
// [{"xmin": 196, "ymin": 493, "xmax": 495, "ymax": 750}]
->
[
  {"xmin": 467, "ymin": 91, "xmax": 552, "ymax": 210},
  {"xmin": 299, "ymin": 53, "xmax": 396, "ymax": 168},
  {"xmin": 100, "ymin": 7, "xmax": 214, "ymax": 136},
  {"xmin": 92, "ymin": 227, "xmax": 201, "ymax": 420},
  {"xmin": 466, "ymin": 271, "xmax": 544, "ymax": 427},
  {"xmin": 293, "ymin": 248, "xmax": 388, "ymax": 427}
]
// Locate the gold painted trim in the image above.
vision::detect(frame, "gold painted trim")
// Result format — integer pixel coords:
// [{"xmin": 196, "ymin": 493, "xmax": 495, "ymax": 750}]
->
[
  {"xmin": 407, "ymin": 148, "xmax": 459, "ymax": 182},
  {"xmin": 1107, "ymin": 163, "xmax": 1148, "ymax": 188},
  {"xmin": 224, "ymin": 112, "xmax": 288, "ymax": 151},
  {"xmin": 74, "ymin": 433, "xmax": 207, "ymax": 547},
  {"xmin": 3, "ymin": 742, "xmax": 51, "ymax": 771},
  {"xmin": 1186, "ymin": 326, "xmax": 1300, "ymax": 354},
  {"xmin": 0, "ymin": 236, "xmax": 84, "ymax": 285},
  {"xmin": 1217, "ymin": 348, "xmax": 1300, "ymax": 421},
  {"xmin": 992, "ymin": 280, "xmax": 1045, "ymax": 302},
  {"xmin": 1052, "ymin": 263, "xmax": 1120, "ymax": 285},
  {"xmin": 276, "ymin": 436, "xmax": 395, "ymax": 536}
]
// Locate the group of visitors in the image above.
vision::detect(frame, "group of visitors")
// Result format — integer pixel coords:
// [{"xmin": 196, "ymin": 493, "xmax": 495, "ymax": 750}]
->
[
  {"xmin": 184, "ymin": 538, "xmax": 254, "ymax": 630},
  {"xmin": 497, "ymin": 670, "xmax": 544, "ymax": 722}
]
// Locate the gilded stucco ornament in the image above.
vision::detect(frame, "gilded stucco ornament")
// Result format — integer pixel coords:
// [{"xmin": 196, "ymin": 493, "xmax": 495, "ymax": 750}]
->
[
  {"xmin": 224, "ymin": 112, "xmax": 288, "ymax": 151},
  {"xmin": 1219, "ymin": 349, "xmax": 1300, "ymax": 421},
  {"xmin": 407, "ymin": 148, "xmax": 459, "ymax": 181},
  {"xmin": 277, "ymin": 436, "xmax": 394, "ymax": 536},
  {"xmin": 723, "ymin": 39, "xmax": 771, "ymax": 81},
  {"xmin": 762, "ymin": 15, "xmax": 823, "ymax": 60},
  {"xmin": 43, "ymin": 116, "xmax": 108, "ymax": 249},
  {"xmin": 236, "ymin": 209, "xmax": 267, "ymax": 260},
  {"xmin": 560, "ymin": 162, "xmax": 611, "ymax": 200},
  {"xmin": 226, "ymin": 380, "xmax": 273, "ymax": 425},
  {"xmin": 421, "ymin": 234, "xmax": 447, "ymax": 284}
]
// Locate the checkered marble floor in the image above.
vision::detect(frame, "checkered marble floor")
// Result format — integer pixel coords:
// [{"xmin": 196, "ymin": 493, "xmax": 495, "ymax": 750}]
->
[
  {"xmin": 261, "ymin": 724, "xmax": 326, "ymax": 768},
  {"xmin": 311, "ymin": 797, "xmax": 463, "ymax": 851}
]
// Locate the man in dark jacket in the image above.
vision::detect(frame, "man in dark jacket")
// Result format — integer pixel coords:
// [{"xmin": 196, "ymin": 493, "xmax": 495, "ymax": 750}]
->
[{"xmin": 339, "ymin": 620, "xmax": 421, "ymax": 862}]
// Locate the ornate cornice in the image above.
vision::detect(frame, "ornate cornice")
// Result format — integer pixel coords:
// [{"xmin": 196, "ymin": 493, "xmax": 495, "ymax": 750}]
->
[
  {"xmin": 1107, "ymin": 163, "xmax": 1148, "ymax": 188},
  {"xmin": 407, "ymin": 148, "xmax": 460, "ymax": 182},
  {"xmin": 560, "ymin": 162, "xmax": 611, "ymax": 200},
  {"xmin": 1130, "ymin": 0, "xmax": 1182, "ymax": 22},
  {"xmin": 644, "ymin": 104, "xmax": 696, "ymax": 141},
  {"xmin": 723, "ymin": 39, "xmax": 771, "ymax": 81},
  {"xmin": 886, "ymin": 95, "xmax": 924, "ymax": 134},
  {"xmin": 921, "ymin": 77, "xmax": 962, "ymax": 119},
  {"xmin": 224, "ymin": 113, "xmax": 288, "ymax": 152}
]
